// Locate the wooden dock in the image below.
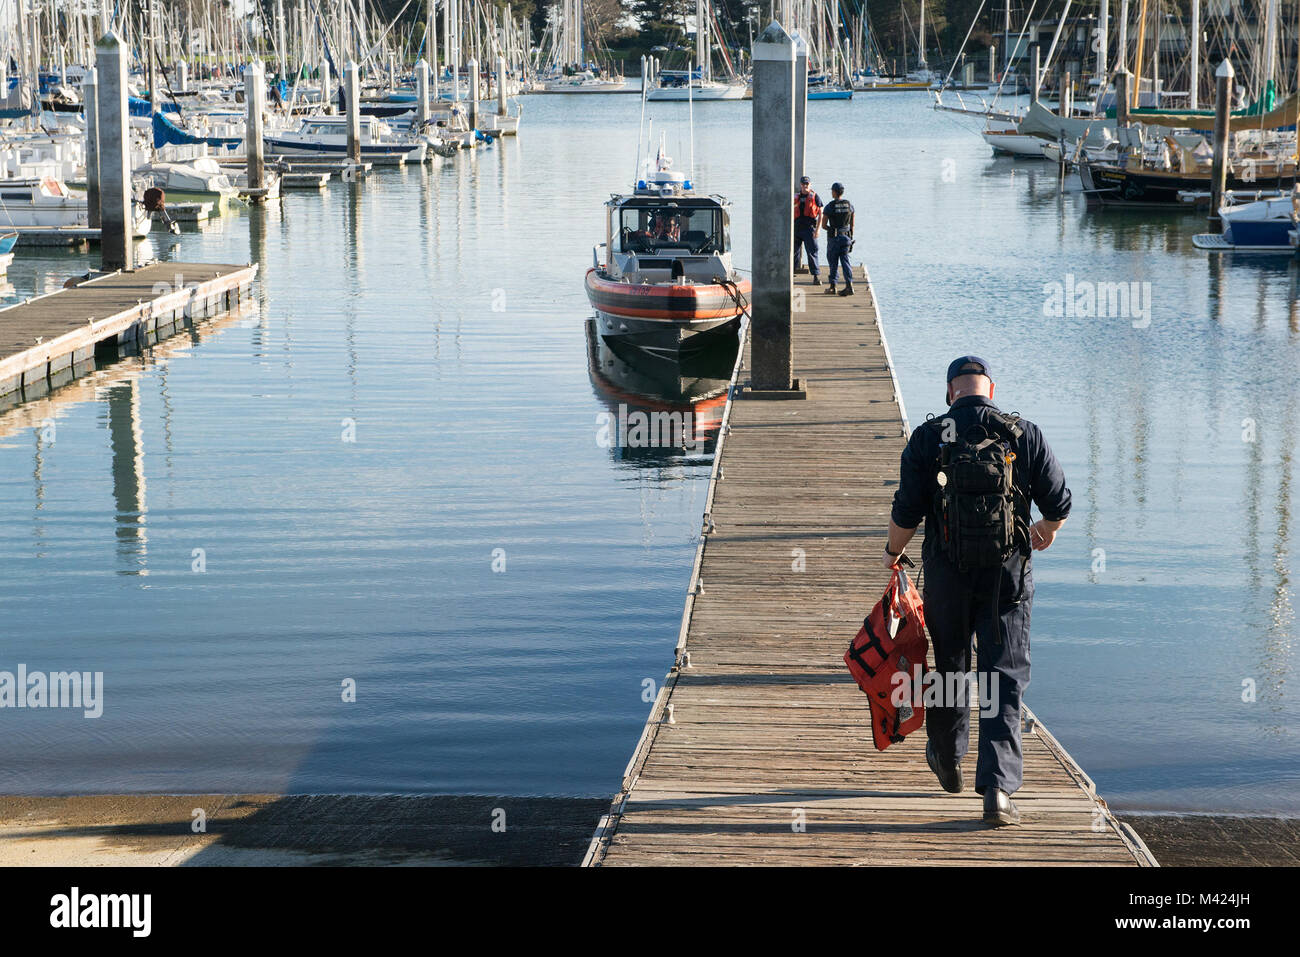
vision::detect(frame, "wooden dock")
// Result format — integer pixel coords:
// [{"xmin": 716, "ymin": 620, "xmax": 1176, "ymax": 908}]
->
[
  {"xmin": 0, "ymin": 262, "xmax": 257, "ymax": 404},
  {"xmin": 584, "ymin": 273, "xmax": 1158, "ymax": 867}
]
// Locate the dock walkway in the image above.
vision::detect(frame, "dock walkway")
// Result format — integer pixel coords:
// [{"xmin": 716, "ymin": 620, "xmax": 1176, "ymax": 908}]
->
[
  {"xmin": 1, "ymin": 261, "xmax": 257, "ymax": 403},
  {"xmin": 585, "ymin": 273, "xmax": 1157, "ymax": 867}
]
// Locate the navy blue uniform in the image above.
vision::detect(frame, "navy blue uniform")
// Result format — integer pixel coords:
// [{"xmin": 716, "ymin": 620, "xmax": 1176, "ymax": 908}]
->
[
  {"xmin": 822, "ymin": 198, "xmax": 854, "ymax": 290},
  {"xmin": 890, "ymin": 395, "xmax": 1071, "ymax": 796}
]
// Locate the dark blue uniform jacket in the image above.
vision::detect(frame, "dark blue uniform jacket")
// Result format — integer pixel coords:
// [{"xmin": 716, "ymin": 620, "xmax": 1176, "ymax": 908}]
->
[{"xmin": 890, "ymin": 395, "xmax": 1072, "ymax": 567}]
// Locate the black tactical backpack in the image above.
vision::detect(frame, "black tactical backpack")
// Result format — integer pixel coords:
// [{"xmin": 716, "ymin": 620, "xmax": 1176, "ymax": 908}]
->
[{"xmin": 933, "ymin": 411, "xmax": 1029, "ymax": 570}]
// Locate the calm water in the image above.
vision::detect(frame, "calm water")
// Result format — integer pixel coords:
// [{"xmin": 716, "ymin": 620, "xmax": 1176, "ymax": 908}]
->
[{"xmin": 0, "ymin": 94, "xmax": 1296, "ymax": 812}]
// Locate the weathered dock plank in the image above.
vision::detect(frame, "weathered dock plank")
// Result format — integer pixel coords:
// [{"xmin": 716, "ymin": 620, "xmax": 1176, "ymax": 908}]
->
[
  {"xmin": 0, "ymin": 261, "xmax": 257, "ymax": 402},
  {"xmin": 585, "ymin": 272, "xmax": 1157, "ymax": 867}
]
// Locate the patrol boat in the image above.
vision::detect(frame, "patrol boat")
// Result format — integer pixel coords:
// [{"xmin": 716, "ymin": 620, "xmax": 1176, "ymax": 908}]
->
[{"xmin": 585, "ymin": 141, "xmax": 749, "ymax": 358}]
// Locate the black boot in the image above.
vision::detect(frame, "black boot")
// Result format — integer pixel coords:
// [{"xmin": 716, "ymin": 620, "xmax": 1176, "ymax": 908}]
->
[
  {"xmin": 982, "ymin": 788, "xmax": 1021, "ymax": 826},
  {"xmin": 839, "ymin": 286, "xmax": 855, "ymax": 297},
  {"xmin": 823, "ymin": 285, "xmax": 837, "ymax": 294},
  {"xmin": 926, "ymin": 740, "xmax": 963, "ymax": 794},
  {"xmin": 811, "ymin": 276, "xmax": 821, "ymax": 286}
]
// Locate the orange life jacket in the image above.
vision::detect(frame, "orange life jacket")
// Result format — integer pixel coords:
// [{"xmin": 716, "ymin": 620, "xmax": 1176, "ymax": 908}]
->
[
  {"xmin": 844, "ymin": 567, "xmax": 930, "ymax": 750},
  {"xmin": 794, "ymin": 191, "xmax": 821, "ymax": 221}
]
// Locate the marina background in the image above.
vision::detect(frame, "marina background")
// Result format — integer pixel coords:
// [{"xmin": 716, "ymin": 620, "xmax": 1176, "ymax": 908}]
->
[{"xmin": 1, "ymin": 92, "xmax": 1297, "ymax": 818}]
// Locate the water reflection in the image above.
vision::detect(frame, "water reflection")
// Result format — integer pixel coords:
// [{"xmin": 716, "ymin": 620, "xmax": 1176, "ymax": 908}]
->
[
  {"xmin": 0, "ymin": 301, "xmax": 258, "ymax": 573},
  {"xmin": 585, "ymin": 319, "xmax": 738, "ymax": 466},
  {"xmin": 107, "ymin": 378, "xmax": 149, "ymax": 575}
]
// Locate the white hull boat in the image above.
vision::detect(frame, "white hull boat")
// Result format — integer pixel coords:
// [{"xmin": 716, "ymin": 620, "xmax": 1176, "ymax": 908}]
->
[
  {"xmin": 263, "ymin": 116, "xmax": 427, "ymax": 164},
  {"xmin": 0, "ymin": 177, "xmax": 152, "ymax": 236},
  {"xmin": 646, "ymin": 80, "xmax": 746, "ymax": 101}
]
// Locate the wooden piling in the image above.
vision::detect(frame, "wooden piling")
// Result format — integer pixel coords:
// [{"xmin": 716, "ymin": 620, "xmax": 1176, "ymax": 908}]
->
[{"xmin": 1209, "ymin": 59, "xmax": 1235, "ymax": 228}]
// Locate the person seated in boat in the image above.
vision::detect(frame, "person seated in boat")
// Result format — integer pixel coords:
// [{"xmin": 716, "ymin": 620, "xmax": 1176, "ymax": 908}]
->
[{"xmin": 647, "ymin": 211, "xmax": 681, "ymax": 246}]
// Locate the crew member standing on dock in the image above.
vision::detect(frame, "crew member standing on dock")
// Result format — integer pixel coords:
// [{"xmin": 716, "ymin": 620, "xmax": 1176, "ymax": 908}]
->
[
  {"xmin": 882, "ymin": 357, "xmax": 1071, "ymax": 827},
  {"xmin": 820, "ymin": 183, "xmax": 854, "ymax": 297},
  {"xmin": 792, "ymin": 176, "xmax": 822, "ymax": 285}
]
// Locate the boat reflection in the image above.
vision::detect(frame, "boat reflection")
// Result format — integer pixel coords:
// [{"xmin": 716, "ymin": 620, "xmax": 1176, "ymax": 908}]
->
[{"xmin": 585, "ymin": 319, "xmax": 739, "ymax": 465}]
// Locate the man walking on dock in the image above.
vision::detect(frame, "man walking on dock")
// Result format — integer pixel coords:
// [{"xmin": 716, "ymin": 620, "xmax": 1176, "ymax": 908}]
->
[
  {"xmin": 882, "ymin": 357, "xmax": 1071, "ymax": 826},
  {"xmin": 821, "ymin": 183, "xmax": 854, "ymax": 296},
  {"xmin": 792, "ymin": 176, "xmax": 822, "ymax": 284}
]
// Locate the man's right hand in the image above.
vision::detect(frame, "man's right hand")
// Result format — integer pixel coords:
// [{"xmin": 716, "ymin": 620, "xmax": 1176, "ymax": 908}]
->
[{"xmin": 1029, "ymin": 519, "xmax": 1064, "ymax": 551}]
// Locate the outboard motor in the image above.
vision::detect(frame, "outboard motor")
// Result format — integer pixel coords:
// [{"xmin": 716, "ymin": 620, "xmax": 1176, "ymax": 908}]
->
[{"xmin": 143, "ymin": 186, "xmax": 181, "ymax": 235}]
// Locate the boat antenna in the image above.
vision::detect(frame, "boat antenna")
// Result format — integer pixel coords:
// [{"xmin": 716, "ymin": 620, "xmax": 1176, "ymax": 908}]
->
[
  {"xmin": 688, "ymin": 46, "xmax": 696, "ymax": 181},
  {"xmin": 635, "ymin": 56, "xmax": 649, "ymax": 184}
]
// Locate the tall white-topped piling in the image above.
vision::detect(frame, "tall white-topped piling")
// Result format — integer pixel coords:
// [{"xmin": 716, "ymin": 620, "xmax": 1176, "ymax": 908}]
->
[
  {"xmin": 497, "ymin": 55, "xmax": 507, "ymax": 116},
  {"xmin": 1209, "ymin": 59, "xmax": 1235, "ymax": 227},
  {"xmin": 416, "ymin": 58, "xmax": 431, "ymax": 127},
  {"xmin": 177, "ymin": 58, "xmax": 188, "ymax": 93},
  {"xmin": 83, "ymin": 67, "xmax": 100, "ymax": 229},
  {"xmin": 95, "ymin": 32, "xmax": 131, "ymax": 272},
  {"xmin": 750, "ymin": 21, "xmax": 800, "ymax": 396},
  {"xmin": 245, "ymin": 61, "xmax": 265, "ymax": 192},
  {"xmin": 792, "ymin": 30, "xmax": 807, "ymax": 191},
  {"xmin": 467, "ymin": 57, "xmax": 479, "ymax": 129},
  {"xmin": 345, "ymin": 60, "xmax": 361, "ymax": 163}
]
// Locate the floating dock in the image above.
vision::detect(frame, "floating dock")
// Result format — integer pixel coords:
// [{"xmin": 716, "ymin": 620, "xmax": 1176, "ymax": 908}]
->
[
  {"xmin": 584, "ymin": 273, "xmax": 1158, "ymax": 867},
  {"xmin": 0, "ymin": 261, "xmax": 258, "ymax": 404}
]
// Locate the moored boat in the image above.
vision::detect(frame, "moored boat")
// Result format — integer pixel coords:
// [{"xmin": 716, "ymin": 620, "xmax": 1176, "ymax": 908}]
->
[
  {"xmin": 585, "ymin": 142, "xmax": 748, "ymax": 358},
  {"xmin": 263, "ymin": 115, "xmax": 427, "ymax": 164},
  {"xmin": 1193, "ymin": 193, "xmax": 1298, "ymax": 250},
  {"xmin": 0, "ymin": 177, "xmax": 152, "ymax": 236}
]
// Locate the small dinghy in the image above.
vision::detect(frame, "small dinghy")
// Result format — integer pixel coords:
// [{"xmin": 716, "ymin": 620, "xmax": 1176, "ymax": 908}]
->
[{"xmin": 1193, "ymin": 191, "xmax": 1298, "ymax": 251}]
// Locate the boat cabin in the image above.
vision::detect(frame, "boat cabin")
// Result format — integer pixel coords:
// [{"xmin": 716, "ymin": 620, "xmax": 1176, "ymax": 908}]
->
[
  {"xmin": 603, "ymin": 184, "xmax": 734, "ymax": 286},
  {"xmin": 291, "ymin": 115, "xmax": 389, "ymax": 144}
]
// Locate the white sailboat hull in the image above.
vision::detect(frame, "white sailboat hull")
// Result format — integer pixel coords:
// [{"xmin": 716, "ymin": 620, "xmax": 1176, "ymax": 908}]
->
[{"xmin": 646, "ymin": 83, "xmax": 746, "ymax": 101}]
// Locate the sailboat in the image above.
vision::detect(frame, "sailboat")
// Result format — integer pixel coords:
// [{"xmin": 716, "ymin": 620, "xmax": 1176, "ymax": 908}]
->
[
  {"xmin": 541, "ymin": 0, "xmax": 627, "ymax": 92},
  {"xmin": 646, "ymin": 0, "xmax": 746, "ymax": 100},
  {"xmin": 805, "ymin": 0, "xmax": 853, "ymax": 98}
]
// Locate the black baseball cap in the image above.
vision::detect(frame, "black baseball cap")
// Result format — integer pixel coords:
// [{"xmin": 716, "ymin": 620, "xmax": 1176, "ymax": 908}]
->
[
  {"xmin": 946, "ymin": 355, "xmax": 992, "ymax": 382},
  {"xmin": 831, "ymin": 181, "xmax": 844, "ymax": 191},
  {"xmin": 800, "ymin": 175, "xmax": 810, "ymax": 184}
]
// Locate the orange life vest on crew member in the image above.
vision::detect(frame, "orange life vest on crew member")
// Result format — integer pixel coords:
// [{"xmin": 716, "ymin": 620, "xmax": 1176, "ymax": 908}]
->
[
  {"xmin": 794, "ymin": 191, "xmax": 821, "ymax": 221},
  {"xmin": 844, "ymin": 566, "xmax": 930, "ymax": 750}
]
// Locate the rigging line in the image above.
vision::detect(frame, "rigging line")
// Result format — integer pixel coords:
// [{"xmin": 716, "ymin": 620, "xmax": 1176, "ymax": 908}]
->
[{"xmin": 940, "ymin": 0, "xmax": 988, "ymax": 90}]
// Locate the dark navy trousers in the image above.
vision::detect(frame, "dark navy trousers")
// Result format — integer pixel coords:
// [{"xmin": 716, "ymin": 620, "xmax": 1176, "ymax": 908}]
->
[
  {"xmin": 793, "ymin": 225, "xmax": 819, "ymax": 276},
  {"xmin": 922, "ymin": 555, "xmax": 1033, "ymax": 796},
  {"xmin": 827, "ymin": 234, "xmax": 852, "ymax": 288}
]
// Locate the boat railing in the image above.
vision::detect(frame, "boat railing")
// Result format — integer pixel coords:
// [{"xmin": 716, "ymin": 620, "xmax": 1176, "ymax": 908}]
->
[{"xmin": 593, "ymin": 242, "xmax": 605, "ymax": 270}]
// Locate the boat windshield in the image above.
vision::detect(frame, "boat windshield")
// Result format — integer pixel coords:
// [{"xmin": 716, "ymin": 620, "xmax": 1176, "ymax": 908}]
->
[{"xmin": 619, "ymin": 205, "xmax": 726, "ymax": 254}]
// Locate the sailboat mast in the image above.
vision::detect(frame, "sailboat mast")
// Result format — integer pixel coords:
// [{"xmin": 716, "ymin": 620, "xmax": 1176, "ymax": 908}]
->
[
  {"xmin": 1003, "ymin": 0, "xmax": 1010, "ymax": 74},
  {"xmin": 1132, "ymin": 0, "xmax": 1147, "ymax": 108},
  {"xmin": 1189, "ymin": 0, "xmax": 1199, "ymax": 109},
  {"xmin": 577, "ymin": 0, "xmax": 584, "ymax": 69},
  {"xmin": 831, "ymin": 0, "xmax": 840, "ymax": 83},
  {"xmin": 1098, "ymin": 0, "xmax": 1109, "ymax": 83},
  {"xmin": 1263, "ymin": 0, "xmax": 1279, "ymax": 90},
  {"xmin": 918, "ymin": 0, "xmax": 925, "ymax": 69}
]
